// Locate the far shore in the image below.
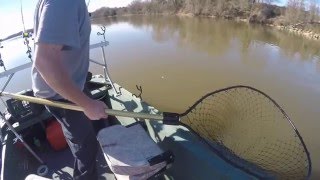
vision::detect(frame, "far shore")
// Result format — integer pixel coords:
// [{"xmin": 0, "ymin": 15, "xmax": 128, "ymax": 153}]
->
[
  {"xmin": 175, "ymin": 13, "xmax": 320, "ymax": 41},
  {"xmin": 91, "ymin": 13, "xmax": 320, "ymax": 41}
]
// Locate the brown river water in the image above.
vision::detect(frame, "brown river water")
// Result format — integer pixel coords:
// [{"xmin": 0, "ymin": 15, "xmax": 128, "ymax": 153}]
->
[{"xmin": 0, "ymin": 16, "xmax": 319, "ymax": 178}]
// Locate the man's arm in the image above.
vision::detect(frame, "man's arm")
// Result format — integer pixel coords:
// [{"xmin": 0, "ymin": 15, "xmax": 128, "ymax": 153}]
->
[{"xmin": 34, "ymin": 43, "xmax": 108, "ymax": 120}]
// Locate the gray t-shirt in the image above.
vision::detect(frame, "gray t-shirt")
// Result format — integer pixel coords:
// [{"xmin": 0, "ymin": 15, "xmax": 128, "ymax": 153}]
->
[{"xmin": 32, "ymin": 0, "xmax": 91, "ymax": 99}]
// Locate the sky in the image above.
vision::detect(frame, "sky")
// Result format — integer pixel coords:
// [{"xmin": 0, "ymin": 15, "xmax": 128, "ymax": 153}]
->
[{"xmin": 0, "ymin": 0, "xmax": 134, "ymax": 39}]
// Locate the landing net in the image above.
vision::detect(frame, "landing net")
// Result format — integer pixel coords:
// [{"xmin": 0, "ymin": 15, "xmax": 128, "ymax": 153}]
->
[{"xmin": 180, "ymin": 86, "xmax": 311, "ymax": 179}]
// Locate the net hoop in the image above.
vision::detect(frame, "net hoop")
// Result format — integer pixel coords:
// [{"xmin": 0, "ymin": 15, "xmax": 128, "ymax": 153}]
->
[{"xmin": 180, "ymin": 85, "xmax": 311, "ymax": 179}]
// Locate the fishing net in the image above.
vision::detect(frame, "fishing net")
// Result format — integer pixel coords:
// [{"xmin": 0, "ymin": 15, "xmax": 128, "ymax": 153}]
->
[{"xmin": 180, "ymin": 86, "xmax": 311, "ymax": 179}]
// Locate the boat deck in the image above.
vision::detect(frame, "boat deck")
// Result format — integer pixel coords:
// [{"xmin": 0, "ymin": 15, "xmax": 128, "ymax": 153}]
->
[
  {"xmin": 0, "ymin": 78, "xmax": 170, "ymax": 180},
  {"xmin": 2, "ymin": 131, "xmax": 116, "ymax": 180},
  {"xmin": 1, "ymin": 76, "xmax": 260, "ymax": 180}
]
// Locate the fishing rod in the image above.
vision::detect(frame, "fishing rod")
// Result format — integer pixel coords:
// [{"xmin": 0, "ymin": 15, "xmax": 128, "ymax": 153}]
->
[
  {"xmin": 19, "ymin": 0, "xmax": 33, "ymax": 62},
  {"xmin": 0, "ymin": 32, "xmax": 46, "ymax": 176}
]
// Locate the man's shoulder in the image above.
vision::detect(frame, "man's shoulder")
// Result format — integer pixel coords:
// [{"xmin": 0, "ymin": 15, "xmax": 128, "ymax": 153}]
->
[
  {"xmin": 40, "ymin": 0, "xmax": 83, "ymax": 15},
  {"xmin": 45, "ymin": 0, "xmax": 80, "ymax": 7}
]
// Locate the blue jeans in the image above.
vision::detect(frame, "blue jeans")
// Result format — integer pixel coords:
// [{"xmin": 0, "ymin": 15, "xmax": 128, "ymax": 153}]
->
[{"xmin": 46, "ymin": 105, "xmax": 99, "ymax": 180}]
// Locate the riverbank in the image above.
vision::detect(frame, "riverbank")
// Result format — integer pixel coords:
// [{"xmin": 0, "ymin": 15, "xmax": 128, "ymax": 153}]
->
[
  {"xmin": 271, "ymin": 23, "xmax": 320, "ymax": 40},
  {"xmin": 92, "ymin": 2, "xmax": 320, "ymax": 41},
  {"xmin": 175, "ymin": 12, "xmax": 320, "ymax": 41},
  {"xmin": 235, "ymin": 18, "xmax": 320, "ymax": 41},
  {"xmin": 94, "ymin": 14, "xmax": 320, "ymax": 41}
]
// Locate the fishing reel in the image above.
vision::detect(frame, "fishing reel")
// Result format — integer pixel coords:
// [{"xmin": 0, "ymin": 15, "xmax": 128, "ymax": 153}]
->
[
  {"xmin": 6, "ymin": 90, "xmax": 45, "ymax": 123},
  {"xmin": 22, "ymin": 32, "xmax": 32, "ymax": 39}
]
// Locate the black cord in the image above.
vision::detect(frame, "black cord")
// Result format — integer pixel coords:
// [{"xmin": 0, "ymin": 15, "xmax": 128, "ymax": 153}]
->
[{"xmin": 0, "ymin": 44, "xmax": 6, "ymax": 70}]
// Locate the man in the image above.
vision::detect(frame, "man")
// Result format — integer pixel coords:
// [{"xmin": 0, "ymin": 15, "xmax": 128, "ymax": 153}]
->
[{"xmin": 32, "ymin": 0, "xmax": 108, "ymax": 179}]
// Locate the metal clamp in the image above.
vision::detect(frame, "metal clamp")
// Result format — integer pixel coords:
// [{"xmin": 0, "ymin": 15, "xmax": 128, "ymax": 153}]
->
[
  {"xmin": 133, "ymin": 85, "xmax": 143, "ymax": 100},
  {"xmin": 97, "ymin": 26, "xmax": 107, "ymax": 42}
]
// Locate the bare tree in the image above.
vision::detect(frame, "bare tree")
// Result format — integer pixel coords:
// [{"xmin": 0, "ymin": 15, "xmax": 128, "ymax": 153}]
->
[
  {"xmin": 285, "ymin": 0, "xmax": 306, "ymax": 24},
  {"xmin": 308, "ymin": 0, "xmax": 320, "ymax": 22},
  {"xmin": 129, "ymin": 0, "xmax": 144, "ymax": 14}
]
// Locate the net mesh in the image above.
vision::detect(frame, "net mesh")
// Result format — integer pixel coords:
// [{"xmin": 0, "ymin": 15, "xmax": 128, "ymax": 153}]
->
[{"xmin": 180, "ymin": 86, "xmax": 311, "ymax": 179}]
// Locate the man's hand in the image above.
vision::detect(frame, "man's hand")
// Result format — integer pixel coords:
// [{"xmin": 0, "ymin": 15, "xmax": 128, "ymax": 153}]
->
[{"xmin": 83, "ymin": 99, "xmax": 108, "ymax": 120}]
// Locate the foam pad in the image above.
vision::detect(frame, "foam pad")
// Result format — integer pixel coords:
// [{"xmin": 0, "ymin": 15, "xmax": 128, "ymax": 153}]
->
[{"xmin": 97, "ymin": 123, "xmax": 173, "ymax": 180}]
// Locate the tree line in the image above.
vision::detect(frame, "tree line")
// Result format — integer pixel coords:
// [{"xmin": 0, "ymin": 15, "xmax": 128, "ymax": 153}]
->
[{"xmin": 91, "ymin": 0, "xmax": 320, "ymax": 26}]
